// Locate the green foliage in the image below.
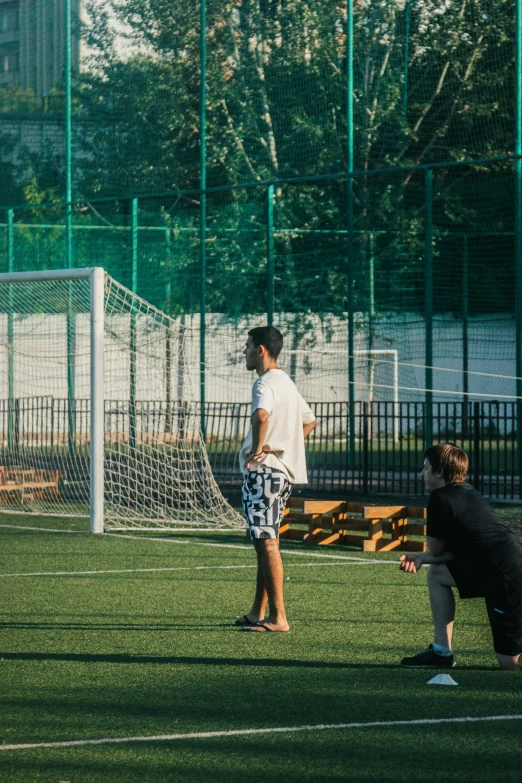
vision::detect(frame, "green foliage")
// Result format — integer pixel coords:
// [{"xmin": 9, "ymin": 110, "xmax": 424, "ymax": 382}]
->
[{"xmin": 0, "ymin": 1, "xmax": 516, "ymax": 320}]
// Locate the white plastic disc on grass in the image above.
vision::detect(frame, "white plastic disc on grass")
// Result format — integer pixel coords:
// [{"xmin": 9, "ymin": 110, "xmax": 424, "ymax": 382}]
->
[{"xmin": 426, "ymin": 673, "xmax": 458, "ymax": 686}]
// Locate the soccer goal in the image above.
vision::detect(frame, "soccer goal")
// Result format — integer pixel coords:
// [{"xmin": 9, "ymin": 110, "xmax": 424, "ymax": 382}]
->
[{"xmin": 0, "ymin": 268, "xmax": 243, "ymax": 532}]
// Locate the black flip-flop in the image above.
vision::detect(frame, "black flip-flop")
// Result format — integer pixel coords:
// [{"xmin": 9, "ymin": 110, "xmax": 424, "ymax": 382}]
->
[
  {"xmin": 234, "ymin": 614, "xmax": 258, "ymax": 627},
  {"xmin": 241, "ymin": 622, "xmax": 291, "ymax": 633}
]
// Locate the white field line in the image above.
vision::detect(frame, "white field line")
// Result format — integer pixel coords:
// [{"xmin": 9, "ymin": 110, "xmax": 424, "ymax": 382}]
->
[
  {"xmin": 105, "ymin": 532, "xmax": 397, "ymax": 564},
  {"xmin": 0, "ymin": 524, "xmax": 85, "ymax": 534},
  {"xmin": 0, "ymin": 524, "xmax": 242, "ymax": 535},
  {"xmin": 1, "ymin": 715, "xmax": 521, "ymax": 752},
  {"xmin": 0, "ymin": 522, "xmax": 397, "ymax": 565},
  {"xmin": 0, "ymin": 561, "xmax": 382, "ymax": 579},
  {"xmin": 106, "ymin": 527, "xmax": 243, "ymax": 532}
]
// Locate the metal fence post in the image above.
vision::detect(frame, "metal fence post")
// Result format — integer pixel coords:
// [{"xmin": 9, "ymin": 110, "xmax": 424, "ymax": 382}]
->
[
  {"xmin": 165, "ymin": 281, "xmax": 172, "ymax": 436},
  {"xmin": 129, "ymin": 197, "xmax": 138, "ymax": 453},
  {"xmin": 131, "ymin": 197, "xmax": 138, "ymax": 293},
  {"xmin": 346, "ymin": 0, "xmax": 355, "ymax": 468},
  {"xmin": 473, "ymin": 401, "xmax": 480, "ymax": 490},
  {"xmin": 65, "ymin": 0, "xmax": 76, "ymax": 456},
  {"xmin": 7, "ymin": 209, "xmax": 14, "ymax": 456},
  {"xmin": 462, "ymin": 234, "xmax": 469, "ymax": 438},
  {"xmin": 363, "ymin": 401, "xmax": 369, "ymax": 495},
  {"xmin": 199, "ymin": 0, "xmax": 207, "ymax": 440},
  {"xmin": 403, "ymin": 0, "xmax": 411, "ymax": 133},
  {"xmin": 425, "ymin": 168, "xmax": 433, "ymax": 449},
  {"xmin": 267, "ymin": 183, "xmax": 275, "ymax": 326},
  {"xmin": 14, "ymin": 398, "xmax": 20, "ymax": 459},
  {"xmin": 515, "ymin": 0, "xmax": 522, "ymax": 475}
]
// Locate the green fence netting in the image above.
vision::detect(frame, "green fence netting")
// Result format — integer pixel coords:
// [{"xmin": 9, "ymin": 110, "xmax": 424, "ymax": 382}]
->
[{"xmin": 0, "ymin": 0, "xmax": 519, "ymax": 411}]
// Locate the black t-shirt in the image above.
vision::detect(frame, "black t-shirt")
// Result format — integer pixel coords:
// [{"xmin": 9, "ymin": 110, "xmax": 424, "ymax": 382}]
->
[{"xmin": 427, "ymin": 482, "xmax": 522, "ymax": 582}]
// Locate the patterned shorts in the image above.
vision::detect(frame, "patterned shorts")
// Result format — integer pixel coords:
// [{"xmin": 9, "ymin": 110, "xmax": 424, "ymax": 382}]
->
[{"xmin": 242, "ymin": 467, "xmax": 292, "ymax": 540}]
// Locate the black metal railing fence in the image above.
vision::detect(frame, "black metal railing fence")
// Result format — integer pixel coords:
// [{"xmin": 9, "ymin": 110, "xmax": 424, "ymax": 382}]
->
[{"xmin": 0, "ymin": 397, "xmax": 520, "ymax": 500}]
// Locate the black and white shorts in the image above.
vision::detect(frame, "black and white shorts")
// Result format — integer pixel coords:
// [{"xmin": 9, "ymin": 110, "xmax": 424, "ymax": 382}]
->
[{"xmin": 242, "ymin": 467, "xmax": 292, "ymax": 540}]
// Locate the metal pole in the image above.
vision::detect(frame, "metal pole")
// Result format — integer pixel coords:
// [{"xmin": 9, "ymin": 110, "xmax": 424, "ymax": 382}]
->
[
  {"xmin": 178, "ymin": 313, "xmax": 187, "ymax": 440},
  {"xmin": 199, "ymin": 0, "xmax": 207, "ymax": 439},
  {"xmin": 65, "ymin": 0, "xmax": 75, "ymax": 454},
  {"xmin": 65, "ymin": 0, "xmax": 72, "ymax": 261},
  {"xmin": 90, "ymin": 267, "xmax": 105, "ymax": 533},
  {"xmin": 7, "ymin": 209, "xmax": 14, "ymax": 455},
  {"xmin": 129, "ymin": 198, "xmax": 138, "ymax": 453},
  {"xmin": 131, "ymin": 198, "xmax": 138, "ymax": 294},
  {"xmin": 516, "ymin": 0, "xmax": 522, "ymax": 472},
  {"xmin": 165, "ymin": 281, "xmax": 172, "ymax": 436},
  {"xmin": 369, "ymin": 232, "xmax": 375, "ymax": 321},
  {"xmin": 403, "ymin": 0, "xmax": 411, "ymax": 134},
  {"xmin": 362, "ymin": 400, "xmax": 369, "ymax": 495},
  {"xmin": 473, "ymin": 400, "xmax": 480, "ymax": 491},
  {"xmin": 165, "ymin": 228, "xmax": 172, "ymax": 432},
  {"xmin": 393, "ymin": 351, "xmax": 399, "ymax": 444},
  {"xmin": 347, "ymin": 0, "xmax": 355, "ymax": 466},
  {"xmin": 367, "ymin": 232, "xmax": 375, "ymax": 440},
  {"xmin": 462, "ymin": 234, "xmax": 469, "ymax": 437},
  {"xmin": 267, "ymin": 184, "xmax": 275, "ymax": 326},
  {"xmin": 368, "ymin": 231, "xmax": 375, "ymax": 405},
  {"xmin": 425, "ymin": 168, "xmax": 433, "ymax": 448}
]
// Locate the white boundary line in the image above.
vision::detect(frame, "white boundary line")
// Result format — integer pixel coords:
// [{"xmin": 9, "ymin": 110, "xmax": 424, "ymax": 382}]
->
[
  {"xmin": 0, "ymin": 561, "xmax": 381, "ymax": 579},
  {"xmin": 105, "ymin": 527, "xmax": 243, "ymax": 532},
  {"xmin": 0, "ymin": 522, "xmax": 397, "ymax": 564},
  {"xmin": 1, "ymin": 715, "xmax": 521, "ymax": 751},
  {"xmin": 0, "ymin": 524, "xmax": 85, "ymax": 534},
  {"xmin": 105, "ymin": 532, "xmax": 396, "ymax": 564}
]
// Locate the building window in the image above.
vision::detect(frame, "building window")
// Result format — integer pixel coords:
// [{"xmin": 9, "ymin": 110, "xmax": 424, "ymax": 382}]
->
[
  {"xmin": 0, "ymin": 45, "xmax": 18, "ymax": 73},
  {"xmin": 0, "ymin": 5, "xmax": 19, "ymax": 34}
]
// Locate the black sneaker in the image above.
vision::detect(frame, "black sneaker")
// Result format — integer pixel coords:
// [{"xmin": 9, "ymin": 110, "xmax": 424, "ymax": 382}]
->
[{"xmin": 401, "ymin": 644, "xmax": 456, "ymax": 668}]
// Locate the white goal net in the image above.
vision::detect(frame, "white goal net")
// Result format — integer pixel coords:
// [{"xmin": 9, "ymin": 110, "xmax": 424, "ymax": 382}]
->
[{"xmin": 0, "ymin": 268, "xmax": 244, "ymax": 531}]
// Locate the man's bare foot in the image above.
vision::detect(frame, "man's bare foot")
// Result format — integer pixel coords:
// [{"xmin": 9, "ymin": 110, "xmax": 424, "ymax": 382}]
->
[{"xmin": 241, "ymin": 620, "xmax": 290, "ymax": 632}]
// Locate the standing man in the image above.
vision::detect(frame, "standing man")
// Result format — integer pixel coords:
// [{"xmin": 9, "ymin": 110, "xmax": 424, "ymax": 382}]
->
[
  {"xmin": 400, "ymin": 442, "xmax": 522, "ymax": 670},
  {"xmin": 236, "ymin": 326, "xmax": 316, "ymax": 632}
]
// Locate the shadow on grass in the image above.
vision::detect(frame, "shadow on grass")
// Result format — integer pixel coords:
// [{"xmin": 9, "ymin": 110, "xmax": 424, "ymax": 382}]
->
[
  {"xmin": 0, "ymin": 651, "xmax": 497, "ymax": 671},
  {"xmin": 0, "ymin": 621, "xmax": 219, "ymax": 631}
]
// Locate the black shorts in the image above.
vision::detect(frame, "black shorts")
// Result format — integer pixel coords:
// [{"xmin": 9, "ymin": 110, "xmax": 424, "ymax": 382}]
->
[
  {"xmin": 448, "ymin": 560, "xmax": 522, "ymax": 656},
  {"xmin": 485, "ymin": 578, "xmax": 522, "ymax": 656},
  {"xmin": 241, "ymin": 467, "xmax": 292, "ymax": 540},
  {"xmin": 447, "ymin": 558, "xmax": 495, "ymax": 599}
]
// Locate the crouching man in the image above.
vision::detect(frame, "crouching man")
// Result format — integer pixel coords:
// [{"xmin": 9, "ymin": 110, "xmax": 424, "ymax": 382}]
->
[{"xmin": 400, "ymin": 442, "xmax": 522, "ymax": 670}]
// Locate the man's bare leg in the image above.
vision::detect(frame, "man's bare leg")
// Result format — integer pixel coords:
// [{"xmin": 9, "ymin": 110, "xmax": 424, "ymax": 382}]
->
[
  {"xmin": 242, "ymin": 548, "xmax": 268, "ymax": 624},
  {"xmin": 427, "ymin": 564, "xmax": 456, "ymax": 647},
  {"xmin": 246, "ymin": 538, "xmax": 289, "ymax": 631},
  {"xmin": 496, "ymin": 653, "xmax": 522, "ymax": 671}
]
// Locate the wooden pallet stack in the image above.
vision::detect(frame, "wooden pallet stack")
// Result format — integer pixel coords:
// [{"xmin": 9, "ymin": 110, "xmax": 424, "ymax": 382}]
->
[
  {"xmin": 0, "ymin": 466, "xmax": 64, "ymax": 504},
  {"xmin": 280, "ymin": 498, "xmax": 427, "ymax": 552}
]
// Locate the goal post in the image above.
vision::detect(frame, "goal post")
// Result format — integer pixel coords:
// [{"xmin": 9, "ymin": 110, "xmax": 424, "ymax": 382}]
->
[
  {"xmin": 0, "ymin": 268, "xmax": 243, "ymax": 532},
  {"xmin": 91, "ymin": 267, "xmax": 104, "ymax": 534}
]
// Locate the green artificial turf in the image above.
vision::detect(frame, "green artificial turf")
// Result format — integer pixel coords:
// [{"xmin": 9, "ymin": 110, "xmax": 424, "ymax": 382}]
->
[{"xmin": 0, "ymin": 515, "xmax": 521, "ymax": 782}]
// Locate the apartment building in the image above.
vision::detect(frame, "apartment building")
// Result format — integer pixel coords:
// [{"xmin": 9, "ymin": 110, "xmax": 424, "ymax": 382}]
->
[{"xmin": 0, "ymin": 0, "xmax": 80, "ymax": 96}]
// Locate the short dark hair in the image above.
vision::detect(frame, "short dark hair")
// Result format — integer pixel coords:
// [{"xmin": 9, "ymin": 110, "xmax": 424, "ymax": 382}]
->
[
  {"xmin": 424, "ymin": 443, "xmax": 468, "ymax": 483},
  {"xmin": 248, "ymin": 326, "xmax": 283, "ymax": 360}
]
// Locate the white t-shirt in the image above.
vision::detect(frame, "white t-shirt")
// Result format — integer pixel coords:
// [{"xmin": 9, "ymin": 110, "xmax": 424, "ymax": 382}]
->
[{"xmin": 239, "ymin": 369, "xmax": 316, "ymax": 484}]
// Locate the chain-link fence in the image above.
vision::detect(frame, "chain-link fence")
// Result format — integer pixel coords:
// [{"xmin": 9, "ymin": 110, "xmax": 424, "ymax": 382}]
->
[{"xmin": 0, "ymin": 0, "xmax": 521, "ymax": 494}]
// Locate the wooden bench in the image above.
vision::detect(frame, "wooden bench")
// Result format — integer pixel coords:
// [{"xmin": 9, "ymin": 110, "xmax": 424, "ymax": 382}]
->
[{"xmin": 279, "ymin": 498, "xmax": 427, "ymax": 552}]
